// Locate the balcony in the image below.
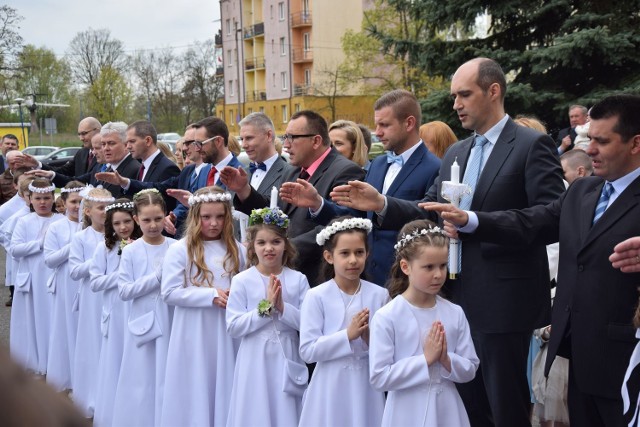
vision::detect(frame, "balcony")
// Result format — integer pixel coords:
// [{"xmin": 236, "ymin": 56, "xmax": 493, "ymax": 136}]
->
[
  {"xmin": 244, "ymin": 56, "xmax": 266, "ymax": 71},
  {"xmin": 215, "ymin": 66, "xmax": 224, "ymax": 76},
  {"xmin": 292, "ymin": 48, "xmax": 313, "ymax": 63},
  {"xmin": 293, "ymin": 85, "xmax": 313, "ymax": 96},
  {"xmin": 291, "ymin": 11, "xmax": 312, "ymax": 27},
  {"xmin": 243, "ymin": 22, "xmax": 265, "ymax": 39},
  {"xmin": 245, "ymin": 90, "xmax": 267, "ymax": 102},
  {"xmin": 214, "ymin": 33, "xmax": 222, "ymax": 47}
]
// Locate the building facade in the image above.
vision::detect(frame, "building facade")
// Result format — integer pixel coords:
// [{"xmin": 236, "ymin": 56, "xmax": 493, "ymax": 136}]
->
[{"xmin": 216, "ymin": 0, "xmax": 376, "ymax": 134}]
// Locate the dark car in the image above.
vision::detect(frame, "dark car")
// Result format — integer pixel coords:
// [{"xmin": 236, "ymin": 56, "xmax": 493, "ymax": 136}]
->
[{"xmin": 40, "ymin": 147, "xmax": 82, "ymax": 168}]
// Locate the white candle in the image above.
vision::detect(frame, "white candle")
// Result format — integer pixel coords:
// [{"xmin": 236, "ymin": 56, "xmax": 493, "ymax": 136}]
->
[
  {"xmin": 449, "ymin": 239, "xmax": 459, "ymax": 277},
  {"xmin": 451, "ymin": 158, "xmax": 460, "ymax": 184},
  {"xmin": 270, "ymin": 186, "xmax": 278, "ymax": 209}
]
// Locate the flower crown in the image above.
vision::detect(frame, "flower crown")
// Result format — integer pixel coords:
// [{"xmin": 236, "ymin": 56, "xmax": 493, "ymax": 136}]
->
[
  {"xmin": 105, "ymin": 201, "xmax": 134, "ymax": 213},
  {"xmin": 188, "ymin": 191, "xmax": 232, "ymax": 206},
  {"xmin": 28, "ymin": 182, "xmax": 56, "ymax": 193},
  {"xmin": 394, "ymin": 226, "xmax": 446, "ymax": 252},
  {"xmin": 249, "ymin": 207, "xmax": 289, "ymax": 229},
  {"xmin": 316, "ymin": 218, "xmax": 372, "ymax": 246},
  {"xmin": 78, "ymin": 185, "xmax": 116, "ymax": 203},
  {"xmin": 133, "ymin": 188, "xmax": 161, "ymax": 200},
  {"xmin": 60, "ymin": 185, "xmax": 86, "ymax": 194}
]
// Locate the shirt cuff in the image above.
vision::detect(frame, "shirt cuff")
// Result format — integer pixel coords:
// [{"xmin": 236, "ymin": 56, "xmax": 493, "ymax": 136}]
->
[
  {"xmin": 458, "ymin": 211, "xmax": 479, "ymax": 233},
  {"xmin": 374, "ymin": 196, "xmax": 388, "ymax": 225},
  {"xmin": 122, "ymin": 179, "xmax": 131, "ymax": 190},
  {"xmin": 309, "ymin": 197, "xmax": 325, "ymax": 217}
]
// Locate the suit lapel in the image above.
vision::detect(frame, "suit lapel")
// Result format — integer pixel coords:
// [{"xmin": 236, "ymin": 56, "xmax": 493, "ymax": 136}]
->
[
  {"xmin": 307, "ymin": 149, "xmax": 336, "ymax": 188},
  {"xmin": 144, "ymin": 152, "xmax": 163, "ymax": 181},
  {"xmin": 472, "ymin": 120, "xmax": 515, "ymax": 209},
  {"xmin": 367, "ymin": 157, "xmax": 390, "ymax": 192},
  {"xmin": 386, "ymin": 144, "xmax": 426, "ymax": 195},
  {"xmin": 257, "ymin": 157, "xmax": 285, "ymax": 194}
]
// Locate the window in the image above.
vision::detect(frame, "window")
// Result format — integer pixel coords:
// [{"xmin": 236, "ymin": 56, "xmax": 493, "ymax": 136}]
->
[
  {"xmin": 304, "ymin": 69, "xmax": 311, "ymax": 86},
  {"xmin": 227, "ymin": 50, "xmax": 232, "ymax": 67},
  {"xmin": 278, "ymin": 2, "xmax": 285, "ymax": 21},
  {"xmin": 282, "ymin": 105, "xmax": 289, "ymax": 123},
  {"xmin": 271, "ymin": 39, "xmax": 275, "ymax": 54},
  {"xmin": 294, "ymin": 103, "xmax": 301, "ymax": 113},
  {"xmin": 303, "ymin": 0, "xmax": 310, "ymax": 14},
  {"xmin": 226, "ymin": 19, "xmax": 231, "ymax": 35},
  {"xmin": 281, "ymin": 72, "xmax": 288, "ymax": 90},
  {"xmin": 230, "ymin": 109, "xmax": 234, "ymax": 124},
  {"xmin": 248, "ymin": 107, "xmax": 253, "ymax": 114},
  {"xmin": 272, "ymin": 73, "xmax": 276, "ymax": 87},
  {"xmin": 280, "ymin": 37, "xmax": 286, "ymax": 56},
  {"xmin": 229, "ymin": 80, "xmax": 234, "ymax": 96},
  {"xmin": 259, "ymin": 106, "xmax": 265, "ymax": 114},
  {"xmin": 303, "ymin": 33, "xmax": 310, "ymax": 51},
  {"xmin": 270, "ymin": 5, "xmax": 273, "ymax": 19}
]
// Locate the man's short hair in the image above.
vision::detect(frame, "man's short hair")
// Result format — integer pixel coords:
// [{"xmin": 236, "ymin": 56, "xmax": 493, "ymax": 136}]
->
[
  {"xmin": 100, "ymin": 122, "xmax": 128, "ymax": 143},
  {"xmin": 374, "ymin": 89, "xmax": 422, "ymax": 126},
  {"xmin": 239, "ymin": 112, "xmax": 275, "ymax": 138},
  {"xmin": 193, "ymin": 116, "xmax": 230, "ymax": 147},
  {"xmin": 561, "ymin": 149, "xmax": 593, "ymax": 174},
  {"xmin": 2, "ymin": 134, "xmax": 18, "ymax": 143},
  {"xmin": 589, "ymin": 94, "xmax": 640, "ymax": 142},
  {"xmin": 569, "ymin": 105, "xmax": 588, "ymax": 115},
  {"xmin": 128, "ymin": 120, "xmax": 157, "ymax": 144},
  {"xmin": 357, "ymin": 124, "xmax": 372, "ymax": 152},
  {"xmin": 476, "ymin": 58, "xmax": 507, "ymax": 101},
  {"xmin": 290, "ymin": 110, "xmax": 330, "ymax": 147}
]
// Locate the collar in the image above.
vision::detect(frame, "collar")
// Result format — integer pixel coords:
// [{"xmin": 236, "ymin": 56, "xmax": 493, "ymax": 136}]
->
[
  {"xmin": 142, "ymin": 148, "xmax": 161, "ymax": 170},
  {"xmin": 261, "ymin": 153, "xmax": 279, "ymax": 171},
  {"xmin": 393, "ymin": 140, "xmax": 423, "ymax": 163},
  {"xmin": 214, "ymin": 152, "xmax": 234, "ymax": 171},
  {"xmin": 479, "ymin": 114, "xmax": 510, "ymax": 145},
  {"xmin": 609, "ymin": 166, "xmax": 640, "ymax": 196},
  {"xmin": 303, "ymin": 146, "xmax": 332, "ymax": 178},
  {"xmin": 108, "ymin": 153, "xmax": 130, "ymax": 171},
  {"xmin": 194, "ymin": 162, "xmax": 207, "ymax": 175}
]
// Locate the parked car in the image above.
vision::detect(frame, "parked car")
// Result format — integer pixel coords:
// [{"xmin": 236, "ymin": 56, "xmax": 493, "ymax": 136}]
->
[
  {"xmin": 22, "ymin": 146, "xmax": 58, "ymax": 160},
  {"xmin": 158, "ymin": 133, "xmax": 181, "ymax": 143},
  {"xmin": 40, "ymin": 147, "xmax": 82, "ymax": 168}
]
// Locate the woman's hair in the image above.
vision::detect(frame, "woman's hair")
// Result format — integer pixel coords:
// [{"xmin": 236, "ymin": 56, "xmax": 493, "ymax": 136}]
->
[
  {"xmin": 174, "ymin": 139, "xmax": 185, "ymax": 170},
  {"xmin": 227, "ymin": 135, "xmax": 241, "ymax": 156},
  {"xmin": 184, "ymin": 186, "xmax": 240, "ymax": 287},
  {"xmin": 246, "ymin": 223, "xmax": 296, "ymax": 268},
  {"xmin": 132, "ymin": 188, "xmax": 166, "ymax": 216},
  {"xmin": 387, "ymin": 219, "xmax": 449, "ymax": 298},
  {"xmin": 60, "ymin": 180, "xmax": 85, "ymax": 202},
  {"xmin": 82, "ymin": 187, "xmax": 115, "ymax": 229},
  {"xmin": 318, "ymin": 216, "xmax": 370, "ymax": 283},
  {"xmin": 104, "ymin": 198, "xmax": 142, "ymax": 250},
  {"xmin": 329, "ymin": 120, "xmax": 368, "ymax": 167},
  {"xmin": 158, "ymin": 142, "xmax": 178, "ymax": 165},
  {"xmin": 419, "ymin": 121, "xmax": 458, "ymax": 158},
  {"xmin": 28, "ymin": 178, "xmax": 56, "ymax": 213},
  {"xmin": 514, "ymin": 115, "xmax": 548, "ymax": 134}
]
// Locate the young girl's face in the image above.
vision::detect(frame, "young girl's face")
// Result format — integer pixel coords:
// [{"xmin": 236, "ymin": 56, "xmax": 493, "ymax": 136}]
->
[
  {"xmin": 112, "ymin": 211, "xmax": 135, "ymax": 240},
  {"xmin": 65, "ymin": 193, "xmax": 82, "ymax": 222},
  {"xmin": 199, "ymin": 202, "xmax": 226, "ymax": 241},
  {"xmin": 30, "ymin": 192, "xmax": 54, "ymax": 216},
  {"xmin": 254, "ymin": 228, "xmax": 285, "ymax": 270},
  {"xmin": 85, "ymin": 202, "xmax": 108, "ymax": 228},
  {"xmin": 135, "ymin": 204, "xmax": 165, "ymax": 242},
  {"xmin": 324, "ymin": 231, "xmax": 368, "ymax": 282},
  {"xmin": 400, "ymin": 246, "xmax": 448, "ymax": 296}
]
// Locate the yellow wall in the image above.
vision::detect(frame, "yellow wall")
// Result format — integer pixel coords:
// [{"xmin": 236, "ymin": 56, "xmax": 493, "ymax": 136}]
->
[
  {"xmin": 0, "ymin": 124, "xmax": 30, "ymax": 149},
  {"xmin": 216, "ymin": 94, "xmax": 376, "ymax": 135}
]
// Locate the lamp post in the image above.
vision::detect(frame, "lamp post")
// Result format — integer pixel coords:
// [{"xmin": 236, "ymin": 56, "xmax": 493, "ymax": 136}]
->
[{"xmin": 14, "ymin": 97, "xmax": 27, "ymax": 148}]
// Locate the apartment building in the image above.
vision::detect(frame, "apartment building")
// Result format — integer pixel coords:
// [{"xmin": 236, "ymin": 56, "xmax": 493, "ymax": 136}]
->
[{"xmin": 216, "ymin": 0, "xmax": 376, "ymax": 134}]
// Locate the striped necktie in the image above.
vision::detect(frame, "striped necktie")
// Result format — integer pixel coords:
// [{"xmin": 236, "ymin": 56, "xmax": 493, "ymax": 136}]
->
[{"xmin": 592, "ymin": 182, "xmax": 613, "ymax": 225}]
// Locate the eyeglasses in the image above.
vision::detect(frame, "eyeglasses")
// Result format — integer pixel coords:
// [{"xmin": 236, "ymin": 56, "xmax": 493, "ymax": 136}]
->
[
  {"xmin": 77, "ymin": 128, "xmax": 98, "ymax": 137},
  {"xmin": 193, "ymin": 136, "xmax": 218, "ymax": 147},
  {"xmin": 282, "ymin": 134, "xmax": 316, "ymax": 143}
]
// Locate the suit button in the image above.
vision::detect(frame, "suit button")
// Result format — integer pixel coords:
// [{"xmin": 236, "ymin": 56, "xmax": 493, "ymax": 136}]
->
[{"xmin": 578, "ymin": 265, "xmax": 584, "ymax": 272}]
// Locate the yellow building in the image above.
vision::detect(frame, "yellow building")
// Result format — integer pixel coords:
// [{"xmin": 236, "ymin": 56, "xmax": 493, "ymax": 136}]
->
[
  {"xmin": 0, "ymin": 123, "xmax": 30, "ymax": 149},
  {"xmin": 216, "ymin": 0, "xmax": 376, "ymax": 134}
]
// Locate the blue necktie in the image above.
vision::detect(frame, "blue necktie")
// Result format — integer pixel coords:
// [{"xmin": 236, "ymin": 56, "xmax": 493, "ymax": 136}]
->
[
  {"xmin": 592, "ymin": 182, "xmax": 613, "ymax": 225},
  {"xmin": 386, "ymin": 152, "xmax": 404, "ymax": 166},
  {"xmin": 459, "ymin": 135, "xmax": 489, "ymax": 210},
  {"xmin": 249, "ymin": 162, "xmax": 267, "ymax": 174},
  {"xmin": 100, "ymin": 164, "xmax": 108, "ymax": 172}
]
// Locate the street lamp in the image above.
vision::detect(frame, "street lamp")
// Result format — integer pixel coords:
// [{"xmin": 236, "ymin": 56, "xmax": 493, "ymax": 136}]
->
[{"xmin": 14, "ymin": 97, "xmax": 27, "ymax": 148}]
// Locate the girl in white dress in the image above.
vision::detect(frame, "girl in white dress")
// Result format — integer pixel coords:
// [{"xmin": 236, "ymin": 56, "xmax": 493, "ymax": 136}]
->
[
  {"xmin": 299, "ymin": 217, "xmax": 389, "ymax": 427},
  {"xmin": 10, "ymin": 178, "xmax": 63, "ymax": 375},
  {"xmin": 92, "ymin": 198, "xmax": 142, "ymax": 427},
  {"xmin": 369, "ymin": 220, "xmax": 480, "ymax": 427},
  {"xmin": 44, "ymin": 181, "xmax": 84, "ymax": 392},
  {"xmin": 161, "ymin": 187, "xmax": 246, "ymax": 427},
  {"xmin": 69, "ymin": 186, "xmax": 115, "ymax": 418},
  {"xmin": 226, "ymin": 207, "xmax": 310, "ymax": 427},
  {"xmin": 112, "ymin": 189, "xmax": 175, "ymax": 427}
]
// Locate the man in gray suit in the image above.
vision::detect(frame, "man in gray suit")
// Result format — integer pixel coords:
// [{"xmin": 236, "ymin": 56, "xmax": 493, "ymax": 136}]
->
[{"xmin": 238, "ymin": 112, "xmax": 291, "ymax": 198}]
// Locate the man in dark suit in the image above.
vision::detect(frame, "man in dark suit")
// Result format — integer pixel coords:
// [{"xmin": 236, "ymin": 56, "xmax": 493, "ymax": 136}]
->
[
  {"xmin": 332, "ymin": 58, "xmax": 565, "ymax": 426},
  {"xmin": 124, "ymin": 120, "xmax": 180, "ymax": 210},
  {"xmin": 426, "ymin": 94, "xmax": 640, "ymax": 426},
  {"xmin": 238, "ymin": 112, "xmax": 291, "ymax": 198},
  {"xmin": 556, "ymin": 105, "xmax": 588, "ymax": 154},
  {"xmin": 221, "ymin": 110, "xmax": 365, "ymax": 285},
  {"xmin": 0, "ymin": 134, "xmax": 19, "ymax": 174}
]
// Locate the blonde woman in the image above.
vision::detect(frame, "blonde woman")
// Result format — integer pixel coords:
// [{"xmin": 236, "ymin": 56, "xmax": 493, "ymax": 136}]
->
[
  {"xmin": 419, "ymin": 121, "xmax": 457, "ymax": 159},
  {"xmin": 329, "ymin": 120, "xmax": 368, "ymax": 168}
]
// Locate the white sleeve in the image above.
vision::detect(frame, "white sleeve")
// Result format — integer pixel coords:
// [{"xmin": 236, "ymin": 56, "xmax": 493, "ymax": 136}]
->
[
  {"xmin": 10, "ymin": 219, "xmax": 41, "ymax": 258},
  {"xmin": 90, "ymin": 244, "xmax": 119, "ymax": 292},
  {"xmin": 369, "ymin": 311, "xmax": 430, "ymax": 392},
  {"xmin": 118, "ymin": 245, "xmax": 161, "ymax": 301},
  {"xmin": 69, "ymin": 232, "xmax": 92, "ymax": 281},
  {"xmin": 161, "ymin": 243, "xmax": 218, "ymax": 307},
  {"xmin": 43, "ymin": 225, "xmax": 70, "ymax": 269},
  {"xmin": 225, "ymin": 276, "xmax": 271, "ymax": 338},
  {"xmin": 440, "ymin": 309, "xmax": 480, "ymax": 383},
  {"xmin": 299, "ymin": 290, "xmax": 353, "ymax": 363},
  {"xmin": 278, "ymin": 273, "xmax": 309, "ymax": 331}
]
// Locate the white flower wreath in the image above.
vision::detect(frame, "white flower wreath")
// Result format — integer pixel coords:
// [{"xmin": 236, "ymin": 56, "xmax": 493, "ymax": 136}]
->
[
  {"xmin": 78, "ymin": 185, "xmax": 116, "ymax": 203},
  {"xmin": 393, "ymin": 227, "xmax": 446, "ymax": 252},
  {"xmin": 187, "ymin": 191, "xmax": 232, "ymax": 206},
  {"xmin": 60, "ymin": 186, "xmax": 86, "ymax": 194},
  {"xmin": 316, "ymin": 218, "xmax": 373, "ymax": 246},
  {"xmin": 105, "ymin": 202, "xmax": 134, "ymax": 212},
  {"xmin": 28, "ymin": 182, "xmax": 56, "ymax": 193}
]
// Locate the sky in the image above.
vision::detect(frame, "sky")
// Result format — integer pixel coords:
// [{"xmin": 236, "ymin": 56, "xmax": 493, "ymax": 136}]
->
[{"xmin": 6, "ymin": 0, "xmax": 222, "ymax": 58}]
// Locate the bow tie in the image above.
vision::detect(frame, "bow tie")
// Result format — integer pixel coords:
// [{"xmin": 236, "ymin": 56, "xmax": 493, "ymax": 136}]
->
[
  {"xmin": 249, "ymin": 162, "xmax": 267, "ymax": 173},
  {"xmin": 386, "ymin": 152, "xmax": 404, "ymax": 166}
]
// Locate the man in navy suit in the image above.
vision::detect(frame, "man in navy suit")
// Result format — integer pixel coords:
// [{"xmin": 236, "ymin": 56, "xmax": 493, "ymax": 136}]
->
[
  {"xmin": 281, "ymin": 90, "xmax": 441, "ymax": 286},
  {"xmin": 332, "ymin": 58, "xmax": 565, "ymax": 426},
  {"xmin": 0, "ymin": 134, "xmax": 19, "ymax": 175},
  {"xmin": 124, "ymin": 120, "xmax": 180, "ymax": 210}
]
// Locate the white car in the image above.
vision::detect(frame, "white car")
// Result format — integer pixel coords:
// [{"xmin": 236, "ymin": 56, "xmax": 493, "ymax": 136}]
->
[{"xmin": 22, "ymin": 145, "xmax": 58, "ymax": 160}]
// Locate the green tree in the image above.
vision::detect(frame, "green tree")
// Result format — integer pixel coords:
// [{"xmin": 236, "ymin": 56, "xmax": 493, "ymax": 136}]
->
[
  {"xmin": 369, "ymin": 0, "xmax": 640, "ymax": 132},
  {"xmin": 87, "ymin": 66, "xmax": 132, "ymax": 123},
  {"xmin": 182, "ymin": 40, "xmax": 223, "ymax": 124}
]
